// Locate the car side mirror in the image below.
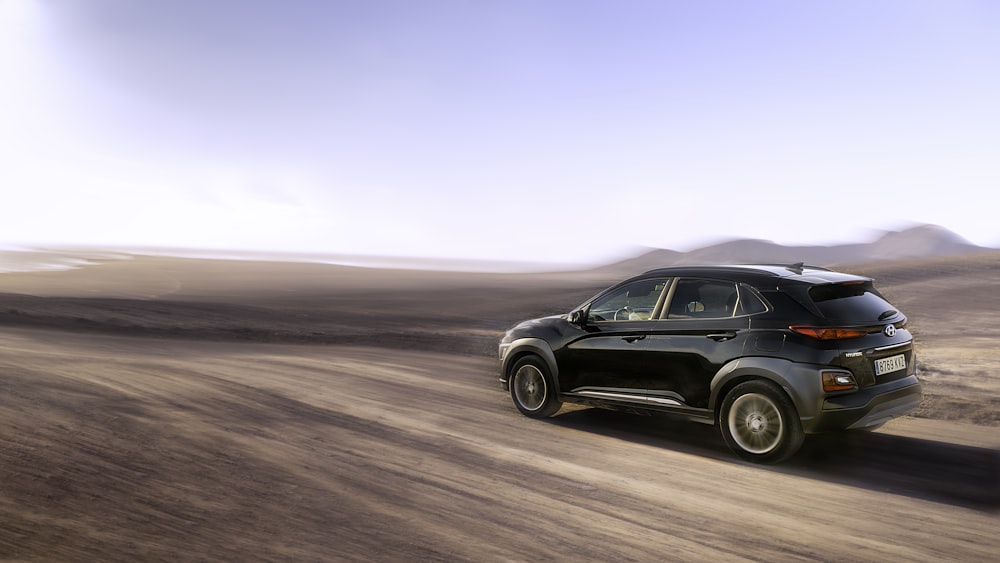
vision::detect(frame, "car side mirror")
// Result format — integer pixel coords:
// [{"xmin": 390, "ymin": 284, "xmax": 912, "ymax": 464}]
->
[{"xmin": 569, "ymin": 309, "xmax": 587, "ymax": 327}]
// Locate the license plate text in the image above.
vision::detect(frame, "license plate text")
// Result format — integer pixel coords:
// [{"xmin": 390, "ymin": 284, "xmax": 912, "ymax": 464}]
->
[{"xmin": 875, "ymin": 354, "xmax": 906, "ymax": 376}]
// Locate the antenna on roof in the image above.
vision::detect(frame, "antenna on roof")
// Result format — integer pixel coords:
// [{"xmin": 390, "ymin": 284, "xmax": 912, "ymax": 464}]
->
[{"xmin": 786, "ymin": 262, "xmax": 805, "ymax": 274}]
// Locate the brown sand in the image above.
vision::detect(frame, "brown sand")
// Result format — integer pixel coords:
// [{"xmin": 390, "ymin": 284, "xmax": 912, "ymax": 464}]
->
[{"xmin": 0, "ymin": 252, "xmax": 997, "ymax": 560}]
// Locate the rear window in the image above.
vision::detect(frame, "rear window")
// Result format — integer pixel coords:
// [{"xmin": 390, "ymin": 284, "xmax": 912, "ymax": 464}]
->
[{"xmin": 808, "ymin": 283, "xmax": 897, "ymax": 322}]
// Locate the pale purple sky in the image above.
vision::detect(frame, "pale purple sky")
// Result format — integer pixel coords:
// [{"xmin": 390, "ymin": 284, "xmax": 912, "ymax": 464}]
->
[{"xmin": 2, "ymin": 0, "xmax": 998, "ymax": 264}]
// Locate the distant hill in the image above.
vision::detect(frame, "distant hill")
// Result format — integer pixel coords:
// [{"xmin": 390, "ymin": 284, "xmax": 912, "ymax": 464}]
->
[{"xmin": 599, "ymin": 224, "xmax": 987, "ymax": 275}]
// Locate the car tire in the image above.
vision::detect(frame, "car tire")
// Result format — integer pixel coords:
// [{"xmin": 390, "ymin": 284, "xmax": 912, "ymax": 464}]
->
[
  {"xmin": 720, "ymin": 380, "xmax": 804, "ymax": 464},
  {"xmin": 509, "ymin": 355, "xmax": 562, "ymax": 418}
]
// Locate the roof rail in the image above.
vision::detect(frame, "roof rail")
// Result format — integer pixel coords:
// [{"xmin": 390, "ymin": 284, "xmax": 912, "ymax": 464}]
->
[
  {"xmin": 785, "ymin": 262, "xmax": 834, "ymax": 274},
  {"xmin": 747, "ymin": 262, "xmax": 833, "ymax": 274},
  {"xmin": 638, "ymin": 263, "xmax": 834, "ymax": 276}
]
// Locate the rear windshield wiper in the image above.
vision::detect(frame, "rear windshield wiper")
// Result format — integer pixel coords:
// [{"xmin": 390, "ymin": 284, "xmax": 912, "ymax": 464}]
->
[{"xmin": 878, "ymin": 309, "xmax": 898, "ymax": 321}]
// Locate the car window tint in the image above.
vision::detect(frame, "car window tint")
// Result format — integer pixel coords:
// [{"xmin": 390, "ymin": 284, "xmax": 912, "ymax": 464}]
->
[
  {"xmin": 737, "ymin": 285, "xmax": 769, "ymax": 315},
  {"xmin": 588, "ymin": 278, "xmax": 669, "ymax": 322},
  {"xmin": 808, "ymin": 282, "xmax": 897, "ymax": 322},
  {"xmin": 667, "ymin": 279, "xmax": 740, "ymax": 319}
]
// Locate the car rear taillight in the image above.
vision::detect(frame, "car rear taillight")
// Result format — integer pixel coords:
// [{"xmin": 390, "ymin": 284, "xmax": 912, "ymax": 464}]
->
[
  {"xmin": 822, "ymin": 370, "xmax": 858, "ymax": 392},
  {"xmin": 789, "ymin": 326, "xmax": 868, "ymax": 340}
]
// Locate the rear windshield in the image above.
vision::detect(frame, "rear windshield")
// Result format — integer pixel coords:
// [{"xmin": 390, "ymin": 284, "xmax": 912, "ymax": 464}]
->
[{"xmin": 808, "ymin": 283, "xmax": 898, "ymax": 323}]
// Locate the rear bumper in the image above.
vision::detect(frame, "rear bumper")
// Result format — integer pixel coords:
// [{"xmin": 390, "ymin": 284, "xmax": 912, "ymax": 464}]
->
[{"xmin": 804, "ymin": 375, "xmax": 922, "ymax": 433}]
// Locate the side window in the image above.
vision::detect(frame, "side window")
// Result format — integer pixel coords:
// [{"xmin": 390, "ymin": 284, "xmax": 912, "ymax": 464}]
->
[
  {"xmin": 737, "ymin": 285, "xmax": 769, "ymax": 315},
  {"xmin": 667, "ymin": 279, "xmax": 740, "ymax": 319},
  {"xmin": 588, "ymin": 278, "xmax": 669, "ymax": 322}
]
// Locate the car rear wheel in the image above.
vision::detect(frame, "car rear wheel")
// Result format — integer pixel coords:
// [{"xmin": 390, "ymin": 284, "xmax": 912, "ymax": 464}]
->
[
  {"xmin": 720, "ymin": 380, "xmax": 803, "ymax": 464},
  {"xmin": 510, "ymin": 356, "xmax": 562, "ymax": 418}
]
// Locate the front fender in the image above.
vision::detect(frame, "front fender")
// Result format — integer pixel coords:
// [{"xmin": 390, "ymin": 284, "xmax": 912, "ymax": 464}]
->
[
  {"xmin": 709, "ymin": 357, "xmax": 826, "ymax": 424},
  {"xmin": 499, "ymin": 337, "xmax": 559, "ymax": 393}
]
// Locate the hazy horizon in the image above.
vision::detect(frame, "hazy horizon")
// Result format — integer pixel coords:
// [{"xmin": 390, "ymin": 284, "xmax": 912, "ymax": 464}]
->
[{"xmin": 2, "ymin": 222, "xmax": 992, "ymax": 275}]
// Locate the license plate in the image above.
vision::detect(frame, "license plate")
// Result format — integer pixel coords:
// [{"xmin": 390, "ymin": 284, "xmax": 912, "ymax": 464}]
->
[{"xmin": 874, "ymin": 354, "xmax": 906, "ymax": 376}]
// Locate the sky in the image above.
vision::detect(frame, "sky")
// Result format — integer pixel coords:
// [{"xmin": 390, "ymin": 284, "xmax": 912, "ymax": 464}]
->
[{"xmin": 2, "ymin": 0, "xmax": 998, "ymax": 266}]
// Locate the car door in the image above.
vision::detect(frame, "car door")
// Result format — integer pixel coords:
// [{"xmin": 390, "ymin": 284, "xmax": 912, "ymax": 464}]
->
[
  {"xmin": 558, "ymin": 277, "xmax": 670, "ymax": 404},
  {"xmin": 642, "ymin": 278, "xmax": 751, "ymax": 408}
]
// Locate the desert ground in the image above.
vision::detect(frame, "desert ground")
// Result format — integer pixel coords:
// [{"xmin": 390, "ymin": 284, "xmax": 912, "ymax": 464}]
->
[{"xmin": 0, "ymin": 251, "xmax": 998, "ymax": 561}]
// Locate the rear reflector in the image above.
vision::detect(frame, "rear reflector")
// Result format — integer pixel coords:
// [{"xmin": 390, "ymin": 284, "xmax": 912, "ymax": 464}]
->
[{"xmin": 790, "ymin": 326, "xmax": 868, "ymax": 340}]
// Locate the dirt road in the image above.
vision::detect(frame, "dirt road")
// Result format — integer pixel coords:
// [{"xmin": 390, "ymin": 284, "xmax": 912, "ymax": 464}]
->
[{"xmin": 1, "ymin": 329, "xmax": 996, "ymax": 561}]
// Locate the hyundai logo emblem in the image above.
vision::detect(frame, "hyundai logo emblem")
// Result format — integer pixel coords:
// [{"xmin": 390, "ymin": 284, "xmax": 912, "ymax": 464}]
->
[{"xmin": 883, "ymin": 324, "xmax": 896, "ymax": 337}]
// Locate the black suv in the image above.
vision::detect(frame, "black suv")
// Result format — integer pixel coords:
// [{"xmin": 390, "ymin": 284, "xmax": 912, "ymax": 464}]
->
[{"xmin": 498, "ymin": 264, "xmax": 922, "ymax": 463}]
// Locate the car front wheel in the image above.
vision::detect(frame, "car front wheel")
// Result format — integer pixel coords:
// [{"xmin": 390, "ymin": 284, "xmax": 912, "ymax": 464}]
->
[
  {"xmin": 509, "ymin": 356, "xmax": 562, "ymax": 418},
  {"xmin": 720, "ymin": 380, "xmax": 803, "ymax": 464}
]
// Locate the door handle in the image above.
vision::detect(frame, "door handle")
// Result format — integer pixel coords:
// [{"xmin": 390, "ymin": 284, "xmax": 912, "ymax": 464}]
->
[
  {"xmin": 621, "ymin": 335, "xmax": 646, "ymax": 343},
  {"xmin": 707, "ymin": 332, "xmax": 737, "ymax": 342}
]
